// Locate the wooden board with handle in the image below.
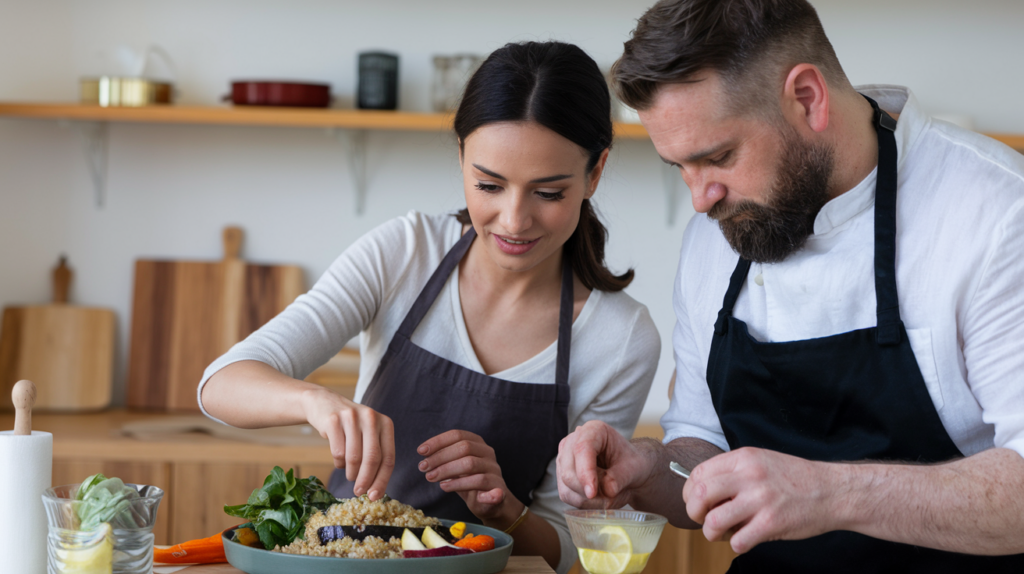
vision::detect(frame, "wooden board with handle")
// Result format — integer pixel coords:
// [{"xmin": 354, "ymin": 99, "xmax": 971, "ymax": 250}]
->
[
  {"xmin": 0, "ymin": 257, "xmax": 116, "ymax": 411},
  {"xmin": 127, "ymin": 227, "xmax": 304, "ymax": 411}
]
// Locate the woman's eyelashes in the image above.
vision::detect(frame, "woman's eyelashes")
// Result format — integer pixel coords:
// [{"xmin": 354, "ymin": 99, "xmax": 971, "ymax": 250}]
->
[
  {"xmin": 473, "ymin": 182, "xmax": 566, "ymax": 201},
  {"xmin": 536, "ymin": 190, "xmax": 565, "ymax": 201}
]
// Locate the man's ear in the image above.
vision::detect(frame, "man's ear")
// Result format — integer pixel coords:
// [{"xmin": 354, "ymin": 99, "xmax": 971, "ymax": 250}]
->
[
  {"xmin": 782, "ymin": 64, "xmax": 830, "ymax": 134},
  {"xmin": 586, "ymin": 148, "xmax": 611, "ymax": 200}
]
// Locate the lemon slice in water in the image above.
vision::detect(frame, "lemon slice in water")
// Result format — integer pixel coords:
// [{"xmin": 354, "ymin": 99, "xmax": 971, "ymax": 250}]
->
[
  {"xmin": 56, "ymin": 522, "xmax": 113, "ymax": 574},
  {"xmin": 578, "ymin": 525, "xmax": 633, "ymax": 574}
]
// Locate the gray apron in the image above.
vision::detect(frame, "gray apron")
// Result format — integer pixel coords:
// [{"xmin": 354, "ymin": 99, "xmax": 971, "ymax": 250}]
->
[{"xmin": 329, "ymin": 227, "xmax": 572, "ymax": 523}]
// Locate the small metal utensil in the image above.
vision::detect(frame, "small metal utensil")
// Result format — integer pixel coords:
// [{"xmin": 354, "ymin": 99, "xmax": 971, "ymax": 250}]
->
[{"xmin": 669, "ymin": 461, "xmax": 690, "ymax": 479}]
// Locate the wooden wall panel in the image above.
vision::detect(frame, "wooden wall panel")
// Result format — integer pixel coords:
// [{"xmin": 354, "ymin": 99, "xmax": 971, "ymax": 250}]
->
[{"xmin": 170, "ymin": 462, "xmax": 294, "ymax": 543}]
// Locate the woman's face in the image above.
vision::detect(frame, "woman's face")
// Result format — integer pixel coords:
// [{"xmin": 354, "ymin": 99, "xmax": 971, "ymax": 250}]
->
[{"xmin": 460, "ymin": 121, "xmax": 607, "ymax": 274}]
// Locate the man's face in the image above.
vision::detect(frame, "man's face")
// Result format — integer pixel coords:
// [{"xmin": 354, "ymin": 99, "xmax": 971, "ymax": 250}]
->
[{"xmin": 638, "ymin": 74, "xmax": 834, "ymax": 263}]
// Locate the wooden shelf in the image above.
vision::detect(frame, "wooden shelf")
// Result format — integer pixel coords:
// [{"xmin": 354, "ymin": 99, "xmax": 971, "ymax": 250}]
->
[
  {"xmin": 2, "ymin": 103, "xmax": 1022, "ymax": 148},
  {"xmin": 0, "ymin": 102, "xmax": 652, "ymax": 139}
]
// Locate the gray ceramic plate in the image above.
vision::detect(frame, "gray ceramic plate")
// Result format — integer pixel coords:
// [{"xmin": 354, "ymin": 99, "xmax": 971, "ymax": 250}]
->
[{"xmin": 223, "ymin": 519, "xmax": 513, "ymax": 574}]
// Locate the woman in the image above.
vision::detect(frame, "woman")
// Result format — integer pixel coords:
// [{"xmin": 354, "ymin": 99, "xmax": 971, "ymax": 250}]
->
[{"xmin": 199, "ymin": 41, "xmax": 659, "ymax": 573}]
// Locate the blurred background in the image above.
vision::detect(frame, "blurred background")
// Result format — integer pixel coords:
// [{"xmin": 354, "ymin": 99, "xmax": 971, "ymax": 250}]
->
[{"xmin": 1, "ymin": 0, "xmax": 1022, "ymax": 423}]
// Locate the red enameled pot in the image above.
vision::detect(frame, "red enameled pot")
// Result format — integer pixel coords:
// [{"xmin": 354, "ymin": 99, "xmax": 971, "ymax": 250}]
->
[{"xmin": 224, "ymin": 81, "xmax": 331, "ymax": 108}]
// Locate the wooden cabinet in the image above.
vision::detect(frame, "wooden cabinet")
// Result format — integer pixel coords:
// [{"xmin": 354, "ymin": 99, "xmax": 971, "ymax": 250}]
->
[{"xmin": 7, "ymin": 412, "xmax": 734, "ymax": 573}]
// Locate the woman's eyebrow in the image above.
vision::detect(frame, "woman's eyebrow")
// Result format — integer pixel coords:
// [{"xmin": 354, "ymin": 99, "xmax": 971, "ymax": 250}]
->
[{"xmin": 472, "ymin": 164, "xmax": 571, "ymax": 183}]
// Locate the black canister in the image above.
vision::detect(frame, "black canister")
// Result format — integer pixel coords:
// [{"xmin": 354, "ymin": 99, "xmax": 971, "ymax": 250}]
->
[{"xmin": 357, "ymin": 52, "xmax": 399, "ymax": 110}]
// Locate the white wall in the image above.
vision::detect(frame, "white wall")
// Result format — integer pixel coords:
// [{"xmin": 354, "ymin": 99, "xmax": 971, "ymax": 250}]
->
[{"xmin": 1, "ymin": 0, "xmax": 1022, "ymax": 423}]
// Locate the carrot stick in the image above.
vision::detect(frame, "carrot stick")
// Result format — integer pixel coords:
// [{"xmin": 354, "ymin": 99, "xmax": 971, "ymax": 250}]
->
[{"xmin": 153, "ymin": 532, "xmax": 227, "ymax": 564}]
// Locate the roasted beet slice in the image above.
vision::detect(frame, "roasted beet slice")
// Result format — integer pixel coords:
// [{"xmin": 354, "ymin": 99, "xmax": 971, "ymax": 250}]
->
[{"xmin": 403, "ymin": 547, "xmax": 474, "ymax": 558}]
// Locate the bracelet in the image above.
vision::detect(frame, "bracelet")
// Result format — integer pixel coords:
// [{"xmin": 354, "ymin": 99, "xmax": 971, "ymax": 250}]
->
[{"xmin": 504, "ymin": 505, "xmax": 530, "ymax": 534}]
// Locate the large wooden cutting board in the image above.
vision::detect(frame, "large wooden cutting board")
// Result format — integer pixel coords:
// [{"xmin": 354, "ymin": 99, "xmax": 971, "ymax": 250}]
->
[
  {"xmin": 0, "ymin": 258, "xmax": 116, "ymax": 411},
  {"xmin": 127, "ymin": 227, "xmax": 304, "ymax": 411}
]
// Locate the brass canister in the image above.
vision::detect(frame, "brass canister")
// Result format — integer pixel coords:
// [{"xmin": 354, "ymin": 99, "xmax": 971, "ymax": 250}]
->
[{"xmin": 80, "ymin": 77, "xmax": 173, "ymax": 107}]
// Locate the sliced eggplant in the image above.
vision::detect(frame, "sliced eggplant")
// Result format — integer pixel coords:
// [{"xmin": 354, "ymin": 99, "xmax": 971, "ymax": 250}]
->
[
  {"xmin": 403, "ymin": 547, "xmax": 474, "ymax": 558},
  {"xmin": 318, "ymin": 525, "xmax": 410, "ymax": 544},
  {"xmin": 318, "ymin": 524, "xmax": 458, "ymax": 545}
]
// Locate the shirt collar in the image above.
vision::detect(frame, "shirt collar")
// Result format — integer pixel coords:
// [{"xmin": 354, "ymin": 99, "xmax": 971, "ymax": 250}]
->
[{"xmin": 812, "ymin": 85, "xmax": 925, "ymax": 236}]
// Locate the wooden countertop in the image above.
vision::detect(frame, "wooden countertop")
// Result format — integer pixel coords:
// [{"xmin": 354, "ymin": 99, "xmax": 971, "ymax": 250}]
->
[
  {"xmin": 0, "ymin": 409, "xmax": 663, "ymax": 466},
  {"xmin": 171, "ymin": 556, "xmax": 553, "ymax": 573},
  {"xmin": 0, "ymin": 409, "xmax": 335, "ymax": 465}
]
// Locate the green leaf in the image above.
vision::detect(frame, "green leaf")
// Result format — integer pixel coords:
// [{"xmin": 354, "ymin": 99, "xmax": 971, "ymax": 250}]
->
[{"xmin": 223, "ymin": 466, "xmax": 341, "ymax": 548}]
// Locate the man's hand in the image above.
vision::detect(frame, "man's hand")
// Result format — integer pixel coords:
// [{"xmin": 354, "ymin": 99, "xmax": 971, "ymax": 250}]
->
[
  {"xmin": 557, "ymin": 420, "xmax": 657, "ymax": 509},
  {"xmin": 683, "ymin": 447, "xmax": 841, "ymax": 553}
]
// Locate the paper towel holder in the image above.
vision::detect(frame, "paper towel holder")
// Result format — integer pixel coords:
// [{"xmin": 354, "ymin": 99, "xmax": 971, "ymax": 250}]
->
[{"xmin": 12, "ymin": 379, "xmax": 35, "ymax": 436}]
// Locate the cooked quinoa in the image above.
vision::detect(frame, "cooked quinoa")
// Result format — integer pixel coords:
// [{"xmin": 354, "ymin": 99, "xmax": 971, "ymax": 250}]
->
[{"xmin": 275, "ymin": 496, "xmax": 441, "ymax": 559}]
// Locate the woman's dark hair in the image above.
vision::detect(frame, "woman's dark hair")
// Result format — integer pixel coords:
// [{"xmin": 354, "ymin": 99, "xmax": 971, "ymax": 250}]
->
[{"xmin": 453, "ymin": 41, "xmax": 634, "ymax": 292}]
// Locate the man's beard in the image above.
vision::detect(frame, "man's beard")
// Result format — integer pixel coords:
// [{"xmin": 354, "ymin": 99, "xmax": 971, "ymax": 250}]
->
[{"xmin": 709, "ymin": 129, "xmax": 835, "ymax": 264}]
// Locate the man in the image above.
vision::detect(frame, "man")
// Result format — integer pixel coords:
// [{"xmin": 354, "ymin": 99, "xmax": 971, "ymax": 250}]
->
[{"xmin": 557, "ymin": 0, "xmax": 1024, "ymax": 572}]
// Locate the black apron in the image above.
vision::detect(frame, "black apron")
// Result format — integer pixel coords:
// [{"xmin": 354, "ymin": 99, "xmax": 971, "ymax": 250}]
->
[
  {"xmin": 328, "ymin": 227, "xmax": 572, "ymax": 524},
  {"xmin": 706, "ymin": 97, "xmax": 1024, "ymax": 573}
]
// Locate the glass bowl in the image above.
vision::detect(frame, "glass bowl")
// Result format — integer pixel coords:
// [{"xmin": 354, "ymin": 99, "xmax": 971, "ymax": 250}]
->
[
  {"xmin": 564, "ymin": 509, "xmax": 667, "ymax": 574},
  {"xmin": 42, "ymin": 483, "xmax": 164, "ymax": 574}
]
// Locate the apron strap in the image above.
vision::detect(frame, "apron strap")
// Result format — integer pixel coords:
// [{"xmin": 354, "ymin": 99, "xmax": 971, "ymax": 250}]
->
[
  {"xmin": 396, "ymin": 222, "xmax": 573, "ymax": 388},
  {"xmin": 715, "ymin": 257, "xmax": 752, "ymax": 335},
  {"xmin": 396, "ymin": 226, "xmax": 477, "ymax": 338},
  {"xmin": 864, "ymin": 96, "xmax": 903, "ymax": 346},
  {"xmin": 555, "ymin": 253, "xmax": 573, "ymax": 388}
]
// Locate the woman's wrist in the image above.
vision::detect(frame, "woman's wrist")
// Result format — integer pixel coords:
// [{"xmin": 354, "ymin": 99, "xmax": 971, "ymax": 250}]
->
[{"xmin": 482, "ymin": 495, "xmax": 525, "ymax": 531}]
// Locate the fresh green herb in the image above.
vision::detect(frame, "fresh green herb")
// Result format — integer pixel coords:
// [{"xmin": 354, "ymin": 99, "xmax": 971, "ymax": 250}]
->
[
  {"xmin": 223, "ymin": 466, "xmax": 339, "ymax": 549},
  {"xmin": 74, "ymin": 473, "xmax": 141, "ymax": 531}
]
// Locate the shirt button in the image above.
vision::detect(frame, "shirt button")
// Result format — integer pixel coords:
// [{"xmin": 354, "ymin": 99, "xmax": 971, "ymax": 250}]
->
[{"xmin": 754, "ymin": 273, "xmax": 764, "ymax": 286}]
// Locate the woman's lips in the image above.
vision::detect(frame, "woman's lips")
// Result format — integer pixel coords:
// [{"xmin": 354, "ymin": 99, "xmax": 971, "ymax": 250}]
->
[{"xmin": 494, "ymin": 234, "xmax": 539, "ymax": 255}]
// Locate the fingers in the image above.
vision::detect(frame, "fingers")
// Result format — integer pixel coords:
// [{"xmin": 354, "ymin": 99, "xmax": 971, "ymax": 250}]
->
[
  {"xmin": 418, "ymin": 429, "xmax": 471, "ymax": 457},
  {"xmin": 425, "ymin": 450, "xmax": 500, "ymax": 483},
  {"xmin": 352, "ymin": 410, "xmax": 395, "ymax": 500},
  {"xmin": 367, "ymin": 415, "xmax": 396, "ymax": 501},
  {"xmin": 420, "ymin": 434, "xmax": 491, "ymax": 477},
  {"xmin": 324, "ymin": 415, "xmax": 347, "ymax": 471},
  {"xmin": 342, "ymin": 409, "xmax": 362, "ymax": 485},
  {"xmin": 438, "ymin": 473, "xmax": 504, "ymax": 495}
]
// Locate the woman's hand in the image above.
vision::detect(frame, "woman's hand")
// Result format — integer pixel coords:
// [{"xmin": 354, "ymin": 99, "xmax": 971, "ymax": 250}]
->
[
  {"xmin": 300, "ymin": 387, "xmax": 396, "ymax": 501},
  {"xmin": 417, "ymin": 430, "xmax": 524, "ymax": 527}
]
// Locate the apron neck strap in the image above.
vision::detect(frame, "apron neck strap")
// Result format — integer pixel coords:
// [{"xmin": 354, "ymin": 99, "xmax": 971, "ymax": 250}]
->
[
  {"xmin": 396, "ymin": 223, "xmax": 574, "ymax": 387},
  {"xmin": 396, "ymin": 226, "xmax": 477, "ymax": 338},
  {"xmin": 555, "ymin": 250, "xmax": 574, "ymax": 388},
  {"xmin": 864, "ymin": 95, "xmax": 903, "ymax": 346}
]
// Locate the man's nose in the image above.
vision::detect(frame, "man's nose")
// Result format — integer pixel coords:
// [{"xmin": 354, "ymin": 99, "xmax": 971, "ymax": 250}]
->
[{"xmin": 688, "ymin": 175, "xmax": 727, "ymax": 214}]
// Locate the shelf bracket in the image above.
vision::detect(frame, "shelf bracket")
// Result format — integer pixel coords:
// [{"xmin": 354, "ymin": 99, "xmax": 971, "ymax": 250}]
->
[
  {"xmin": 77, "ymin": 122, "xmax": 110, "ymax": 208},
  {"xmin": 330, "ymin": 128, "xmax": 369, "ymax": 215},
  {"xmin": 662, "ymin": 162, "xmax": 682, "ymax": 226}
]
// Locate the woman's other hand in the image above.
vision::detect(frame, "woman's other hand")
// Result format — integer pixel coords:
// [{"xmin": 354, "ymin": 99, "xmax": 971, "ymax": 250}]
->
[
  {"xmin": 301, "ymin": 387, "xmax": 396, "ymax": 500},
  {"xmin": 417, "ymin": 430, "xmax": 525, "ymax": 527}
]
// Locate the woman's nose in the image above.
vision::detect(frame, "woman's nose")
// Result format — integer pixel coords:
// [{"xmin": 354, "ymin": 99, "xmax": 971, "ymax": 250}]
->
[{"xmin": 500, "ymin": 195, "xmax": 532, "ymax": 233}]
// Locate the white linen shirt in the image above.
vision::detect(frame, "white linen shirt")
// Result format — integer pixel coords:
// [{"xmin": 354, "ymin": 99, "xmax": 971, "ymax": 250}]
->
[
  {"xmin": 662, "ymin": 85, "xmax": 1024, "ymax": 460},
  {"xmin": 199, "ymin": 211, "xmax": 660, "ymax": 574}
]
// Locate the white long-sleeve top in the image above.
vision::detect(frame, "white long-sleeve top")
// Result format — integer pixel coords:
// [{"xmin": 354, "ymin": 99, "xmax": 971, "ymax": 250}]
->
[
  {"xmin": 199, "ymin": 210, "xmax": 661, "ymax": 574},
  {"xmin": 663, "ymin": 85, "xmax": 1024, "ymax": 462}
]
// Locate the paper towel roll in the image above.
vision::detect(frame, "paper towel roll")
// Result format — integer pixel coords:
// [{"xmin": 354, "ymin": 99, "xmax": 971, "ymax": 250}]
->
[{"xmin": 0, "ymin": 430, "xmax": 53, "ymax": 574}]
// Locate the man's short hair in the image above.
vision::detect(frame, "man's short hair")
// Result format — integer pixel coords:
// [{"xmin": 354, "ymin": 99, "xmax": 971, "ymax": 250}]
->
[{"xmin": 613, "ymin": 0, "xmax": 850, "ymax": 116}]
